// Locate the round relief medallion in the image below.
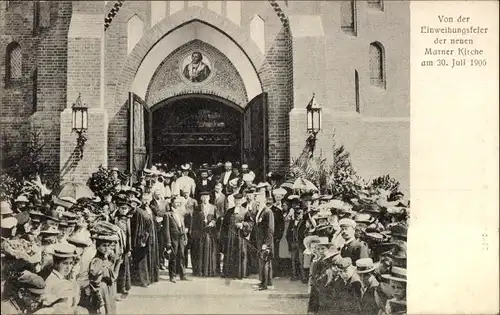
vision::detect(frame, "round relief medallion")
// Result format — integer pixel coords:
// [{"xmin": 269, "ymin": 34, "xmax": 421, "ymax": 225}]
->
[{"xmin": 180, "ymin": 51, "xmax": 214, "ymax": 84}]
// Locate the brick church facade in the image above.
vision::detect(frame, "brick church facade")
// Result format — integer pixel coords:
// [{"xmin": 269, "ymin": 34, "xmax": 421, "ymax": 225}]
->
[{"xmin": 0, "ymin": 1, "xmax": 410, "ymax": 194}]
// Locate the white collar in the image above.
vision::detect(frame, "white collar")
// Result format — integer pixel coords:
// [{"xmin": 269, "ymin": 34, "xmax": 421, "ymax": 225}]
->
[
  {"xmin": 344, "ymin": 237, "xmax": 355, "ymax": 245},
  {"xmin": 52, "ymin": 269, "xmax": 64, "ymax": 279}
]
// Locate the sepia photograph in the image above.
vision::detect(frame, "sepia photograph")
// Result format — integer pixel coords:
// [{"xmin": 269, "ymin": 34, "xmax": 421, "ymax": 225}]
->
[{"xmin": 1, "ymin": 1, "xmax": 496, "ymax": 315}]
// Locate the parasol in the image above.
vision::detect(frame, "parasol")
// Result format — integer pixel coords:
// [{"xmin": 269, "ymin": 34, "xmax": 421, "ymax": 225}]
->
[
  {"xmin": 53, "ymin": 182, "xmax": 94, "ymax": 200},
  {"xmin": 280, "ymin": 177, "xmax": 318, "ymax": 191}
]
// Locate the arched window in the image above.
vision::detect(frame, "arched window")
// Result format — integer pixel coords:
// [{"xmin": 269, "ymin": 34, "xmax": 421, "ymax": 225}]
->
[
  {"xmin": 250, "ymin": 15, "xmax": 265, "ymax": 54},
  {"xmin": 369, "ymin": 42, "xmax": 385, "ymax": 88},
  {"xmin": 5, "ymin": 42, "xmax": 22, "ymax": 85},
  {"xmin": 341, "ymin": 0, "xmax": 356, "ymax": 35},
  {"xmin": 127, "ymin": 15, "xmax": 143, "ymax": 54},
  {"xmin": 355, "ymin": 70, "xmax": 360, "ymax": 113}
]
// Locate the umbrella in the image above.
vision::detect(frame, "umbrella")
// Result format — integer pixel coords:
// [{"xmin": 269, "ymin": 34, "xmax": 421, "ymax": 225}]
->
[
  {"xmin": 54, "ymin": 182, "xmax": 94, "ymax": 200},
  {"xmin": 280, "ymin": 177, "xmax": 318, "ymax": 191}
]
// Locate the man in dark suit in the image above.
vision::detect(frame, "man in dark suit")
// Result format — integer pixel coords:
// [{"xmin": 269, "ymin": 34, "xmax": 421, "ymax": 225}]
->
[
  {"xmin": 163, "ymin": 197, "xmax": 189, "ymax": 283},
  {"xmin": 195, "ymin": 168, "xmax": 215, "ymax": 200},
  {"xmin": 271, "ymin": 188, "xmax": 287, "ymax": 277},
  {"xmin": 339, "ymin": 218, "xmax": 370, "ymax": 266},
  {"xmin": 254, "ymin": 195, "xmax": 275, "ymax": 290},
  {"xmin": 212, "ymin": 183, "xmax": 226, "ymax": 275},
  {"xmin": 220, "ymin": 161, "xmax": 238, "ymax": 195}
]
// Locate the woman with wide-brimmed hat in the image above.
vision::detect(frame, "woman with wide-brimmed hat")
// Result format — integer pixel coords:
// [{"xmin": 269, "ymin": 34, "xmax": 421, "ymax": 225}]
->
[{"xmin": 43, "ymin": 242, "xmax": 84, "ymax": 314}]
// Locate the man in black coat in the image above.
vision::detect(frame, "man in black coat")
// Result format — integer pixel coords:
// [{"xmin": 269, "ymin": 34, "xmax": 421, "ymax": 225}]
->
[
  {"xmin": 339, "ymin": 218, "xmax": 370, "ymax": 266},
  {"xmin": 254, "ymin": 195, "xmax": 275, "ymax": 290},
  {"xmin": 162, "ymin": 197, "xmax": 189, "ymax": 283},
  {"xmin": 270, "ymin": 188, "xmax": 287, "ymax": 277},
  {"xmin": 195, "ymin": 168, "xmax": 215, "ymax": 200}
]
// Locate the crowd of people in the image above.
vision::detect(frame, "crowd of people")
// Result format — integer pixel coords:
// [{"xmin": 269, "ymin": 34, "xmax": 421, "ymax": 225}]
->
[{"xmin": 0, "ymin": 160, "xmax": 408, "ymax": 315}]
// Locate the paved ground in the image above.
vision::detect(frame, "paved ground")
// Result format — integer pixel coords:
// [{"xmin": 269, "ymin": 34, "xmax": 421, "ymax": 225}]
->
[{"xmin": 117, "ymin": 269, "xmax": 309, "ymax": 314}]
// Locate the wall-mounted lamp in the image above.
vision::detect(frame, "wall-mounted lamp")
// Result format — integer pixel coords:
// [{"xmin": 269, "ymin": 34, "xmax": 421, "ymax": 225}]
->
[
  {"xmin": 72, "ymin": 93, "xmax": 88, "ymax": 159},
  {"xmin": 306, "ymin": 93, "xmax": 322, "ymax": 155}
]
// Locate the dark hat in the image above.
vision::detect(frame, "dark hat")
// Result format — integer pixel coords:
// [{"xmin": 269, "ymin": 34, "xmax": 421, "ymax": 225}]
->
[
  {"xmin": 16, "ymin": 271, "xmax": 46, "ymax": 295},
  {"xmin": 39, "ymin": 225, "xmax": 59, "ymax": 235},
  {"xmin": 28, "ymin": 210, "xmax": 45, "ymax": 223},
  {"xmin": 15, "ymin": 211, "xmax": 31, "ymax": 226},
  {"xmin": 234, "ymin": 193, "xmax": 244, "ymax": 200},
  {"xmin": 244, "ymin": 187, "xmax": 256, "ymax": 193},
  {"xmin": 199, "ymin": 191, "xmax": 211, "ymax": 196},
  {"xmin": 300, "ymin": 192, "xmax": 313, "ymax": 201},
  {"xmin": 353, "ymin": 213, "xmax": 375, "ymax": 224},
  {"xmin": 390, "ymin": 224, "xmax": 408, "ymax": 241}
]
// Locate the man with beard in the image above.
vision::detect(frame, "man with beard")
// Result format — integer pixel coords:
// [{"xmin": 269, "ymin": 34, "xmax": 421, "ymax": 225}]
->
[
  {"xmin": 339, "ymin": 219, "xmax": 370, "ymax": 266},
  {"xmin": 1, "ymin": 271, "xmax": 47, "ymax": 314}
]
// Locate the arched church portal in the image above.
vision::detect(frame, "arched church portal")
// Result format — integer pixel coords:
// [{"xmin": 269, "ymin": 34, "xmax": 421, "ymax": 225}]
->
[{"xmin": 151, "ymin": 94, "xmax": 243, "ymax": 167}]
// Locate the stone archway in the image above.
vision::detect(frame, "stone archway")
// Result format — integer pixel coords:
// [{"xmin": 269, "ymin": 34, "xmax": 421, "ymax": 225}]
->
[
  {"xmin": 109, "ymin": 6, "xmax": 292, "ymax": 174},
  {"xmin": 114, "ymin": 7, "xmax": 266, "ymax": 111}
]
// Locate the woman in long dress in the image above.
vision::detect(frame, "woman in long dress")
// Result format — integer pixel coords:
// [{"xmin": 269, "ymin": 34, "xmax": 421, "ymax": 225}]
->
[
  {"xmin": 87, "ymin": 233, "xmax": 120, "ymax": 314},
  {"xmin": 221, "ymin": 194, "xmax": 254, "ymax": 279},
  {"xmin": 198, "ymin": 192, "xmax": 218, "ymax": 277}
]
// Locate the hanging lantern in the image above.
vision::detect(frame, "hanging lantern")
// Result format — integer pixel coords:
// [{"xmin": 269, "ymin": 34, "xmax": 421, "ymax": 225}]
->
[
  {"xmin": 306, "ymin": 93, "xmax": 322, "ymax": 134},
  {"xmin": 72, "ymin": 93, "xmax": 88, "ymax": 132},
  {"xmin": 71, "ymin": 93, "xmax": 88, "ymax": 159}
]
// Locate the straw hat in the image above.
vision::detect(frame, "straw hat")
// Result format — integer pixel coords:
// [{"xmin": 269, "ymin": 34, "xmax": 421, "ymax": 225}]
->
[
  {"xmin": 51, "ymin": 243, "xmax": 78, "ymax": 258},
  {"xmin": 356, "ymin": 258, "xmax": 375, "ymax": 273},
  {"xmin": 1, "ymin": 201, "xmax": 13, "ymax": 215},
  {"xmin": 382, "ymin": 267, "xmax": 407, "ymax": 283}
]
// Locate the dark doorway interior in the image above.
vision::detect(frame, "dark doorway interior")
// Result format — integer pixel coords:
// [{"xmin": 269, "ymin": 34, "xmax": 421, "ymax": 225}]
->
[{"xmin": 152, "ymin": 96, "xmax": 242, "ymax": 168}]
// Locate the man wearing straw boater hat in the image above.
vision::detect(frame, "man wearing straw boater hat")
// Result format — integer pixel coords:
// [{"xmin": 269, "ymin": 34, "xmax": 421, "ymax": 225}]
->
[
  {"xmin": 380, "ymin": 266, "xmax": 407, "ymax": 314},
  {"xmin": 356, "ymin": 258, "xmax": 380, "ymax": 315}
]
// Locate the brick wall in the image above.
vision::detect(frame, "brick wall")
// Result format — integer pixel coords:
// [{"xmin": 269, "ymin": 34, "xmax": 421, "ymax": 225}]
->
[
  {"xmin": 258, "ymin": 26, "xmax": 293, "ymax": 175},
  {"xmin": 0, "ymin": 1, "xmax": 71, "ymax": 177}
]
